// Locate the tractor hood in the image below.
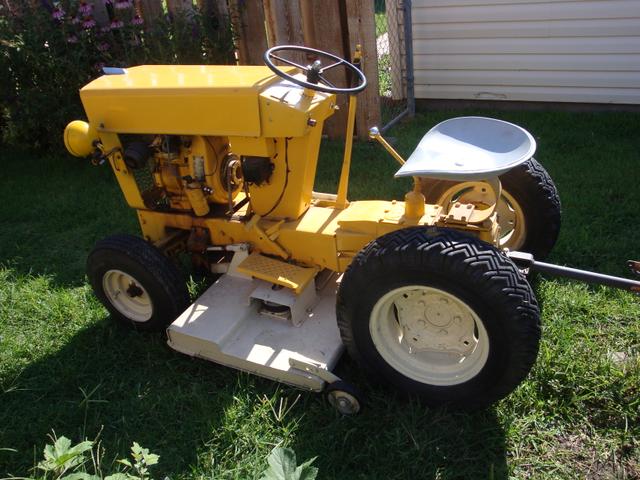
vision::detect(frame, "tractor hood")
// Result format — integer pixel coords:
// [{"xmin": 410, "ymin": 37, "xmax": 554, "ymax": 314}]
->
[{"xmin": 79, "ymin": 65, "xmax": 333, "ymax": 138}]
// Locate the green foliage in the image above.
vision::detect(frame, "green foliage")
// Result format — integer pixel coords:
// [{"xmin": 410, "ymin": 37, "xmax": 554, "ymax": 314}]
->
[
  {"xmin": 38, "ymin": 436, "xmax": 93, "ymax": 479},
  {"xmin": 0, "ymin": 1, "xmax": 234, "ymax": 150},
  {"xmin": 27, "ymin": 434, "xmax": 160, "ymax": 480},
  {"xmin": 260, "ymin": 447, "xmax": 318, "ymax": 480}
]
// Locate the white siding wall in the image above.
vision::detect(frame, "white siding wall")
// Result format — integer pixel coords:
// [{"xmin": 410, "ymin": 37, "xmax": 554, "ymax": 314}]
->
[{"xmin": 412, "ymin": 0, "xmax": 640, "ymax": 104}]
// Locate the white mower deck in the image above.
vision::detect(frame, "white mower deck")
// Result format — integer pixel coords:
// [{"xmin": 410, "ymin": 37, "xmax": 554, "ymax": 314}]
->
[{"xmin": 166, "ymin": 270, "xmax": 344, "ymax": 392}]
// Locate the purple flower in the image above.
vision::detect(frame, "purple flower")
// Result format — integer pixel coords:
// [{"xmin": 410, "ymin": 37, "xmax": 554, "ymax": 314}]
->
[
  {"xmin": 100, "ymin": 25, "xmax": 111, "ymax": 33},
  {"xmin": 104, "ymin": 0, "xmax": 113, "ymax": 4},
  {"xmin": 82, "ymin": 17, "xmax": 96, "ymax": 29},
  {"xmin": 110, "ymin": 18, "xmax": 124, "ymax": 29},
  {"xmin": 131, "ymin": 14, "xmax": 144, "ymax": 25},
  {"xmin": 52, "ymin": 7, "xmax": 64, "ymax": 20},
  {"xmin": 115, "ymin": 0, "xmax": 133, "ymax": 9},
  {"xmin": 66, "ymin": 35, "xmax": 79, "ymax": 44},
  {"xmin": 97, "ymin": 42, "xmax": 110, "ymax": 52},
  {"xmin": 71, "ymin": 16, "xmax": 81, "ymax": 25},
  {"xmin": 78, "ymin": 1, "xmax": 92, "ymax": 15}
]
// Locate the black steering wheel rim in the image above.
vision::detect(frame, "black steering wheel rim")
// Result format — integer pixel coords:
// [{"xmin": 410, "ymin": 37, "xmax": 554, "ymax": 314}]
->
[{"xmin": 263, "ymin": 45, "xmax": 367, "ymax": 94}]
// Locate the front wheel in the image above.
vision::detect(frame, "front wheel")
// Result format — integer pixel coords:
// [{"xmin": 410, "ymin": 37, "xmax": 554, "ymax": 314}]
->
[
  {"xmin": 87, "ymin": 234, "xmax": 190, "ymax": 332},
  {"xmin": 337, "ymin": 228, "xmax": 541, "ymax": 409}
]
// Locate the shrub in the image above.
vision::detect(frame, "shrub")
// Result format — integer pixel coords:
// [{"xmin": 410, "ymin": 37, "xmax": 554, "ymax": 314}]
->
[{"xmin": 0, "ymin": 1, "xmax": 235, "ymax": 150}]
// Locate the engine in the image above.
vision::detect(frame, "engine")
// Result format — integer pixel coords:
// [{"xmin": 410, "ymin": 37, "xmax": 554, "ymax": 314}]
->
[{"xmin": 123, "ymin": 135, "xmax": 245, "ymax": 216}]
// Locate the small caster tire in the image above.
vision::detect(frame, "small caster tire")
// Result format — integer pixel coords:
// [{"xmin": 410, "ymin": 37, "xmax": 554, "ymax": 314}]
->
[{"xmin": 325, "ymin": 381, "xmax": 363, "ymax": 415}]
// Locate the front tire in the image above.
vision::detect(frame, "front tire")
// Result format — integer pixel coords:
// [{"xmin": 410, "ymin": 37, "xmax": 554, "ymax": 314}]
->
[
  {"xmin": 337, "ymin": 228, "xmax": 540, "ymax": 409},
  {"xmin": 87, "ymin": 234, "xmax": 190, "ymax": 332}
]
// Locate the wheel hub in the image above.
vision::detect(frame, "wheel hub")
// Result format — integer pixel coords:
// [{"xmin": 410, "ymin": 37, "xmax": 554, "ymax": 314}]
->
[
  {"xmin": 394, "ymin": 290, "xmax": 476, "ymax": 356},
  {"xmin": 369, "ymin": 285, "xmax": 489, "ymax": 386},
  {"xmin": 102, "ymin": 269, "xmax": 153, "ymax": 322},
  {"xmin": 126, "ymin": 282, "xmax": 144, "ymax": 298}
]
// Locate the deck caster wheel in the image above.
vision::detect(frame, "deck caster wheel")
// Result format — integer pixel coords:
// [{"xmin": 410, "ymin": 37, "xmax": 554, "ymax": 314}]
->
[
  {"xmin": 87, "ymin": 234, "xmax": 190, "ymax": 332},
  {"xmin": 325, "ymin": 381, "xmax": 362, "ymax": 415}
]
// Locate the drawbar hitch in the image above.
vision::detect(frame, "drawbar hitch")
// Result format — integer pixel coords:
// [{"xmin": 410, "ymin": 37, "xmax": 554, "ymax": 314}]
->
[{"xmin": 508, "ymin": 251, "xmax": 640, "ymax": 294}]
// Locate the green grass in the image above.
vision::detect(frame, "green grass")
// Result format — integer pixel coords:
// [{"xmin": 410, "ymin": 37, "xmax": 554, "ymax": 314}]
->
[{"xmin": 1, "ymin": 110, "xmax": 640, "ymax": 479}]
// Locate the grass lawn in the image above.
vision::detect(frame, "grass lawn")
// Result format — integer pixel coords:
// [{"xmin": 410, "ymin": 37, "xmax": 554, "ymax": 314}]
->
[{"xmin": 1, "ymin": 110, "xmax": 639, "ymax": 479}]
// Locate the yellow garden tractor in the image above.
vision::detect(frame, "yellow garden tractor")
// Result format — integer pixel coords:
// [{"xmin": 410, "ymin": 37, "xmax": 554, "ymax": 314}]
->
[{"xmin": 64, "ymin": 45, "xmax": 640, "ymax": 414}]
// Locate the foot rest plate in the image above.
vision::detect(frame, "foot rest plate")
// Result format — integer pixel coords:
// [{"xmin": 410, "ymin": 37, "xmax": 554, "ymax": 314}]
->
[{"xmin": 236, "ymin": 253, "xmax": 318, "ymax": 293}]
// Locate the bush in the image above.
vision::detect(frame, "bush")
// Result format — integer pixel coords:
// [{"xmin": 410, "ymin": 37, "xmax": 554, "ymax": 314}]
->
[{"xmin": 0, "ymin": 1, "xmax": 235, "ymax": 150}]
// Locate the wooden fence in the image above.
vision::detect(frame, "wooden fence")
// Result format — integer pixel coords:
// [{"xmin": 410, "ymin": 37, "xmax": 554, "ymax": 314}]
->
[{"xmin": 137, "ymin": 0, "xmax": 382, "ymax": 139}]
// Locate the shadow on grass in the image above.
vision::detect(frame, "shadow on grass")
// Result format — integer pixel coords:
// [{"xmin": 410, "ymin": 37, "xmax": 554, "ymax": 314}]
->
[
  {"xmin": 0, "ymin": 318, "xmax": 508, "ymax": 479},
  {"xmin": 0, "ymin": 149, "xmax": 139, "ymax": 289}
]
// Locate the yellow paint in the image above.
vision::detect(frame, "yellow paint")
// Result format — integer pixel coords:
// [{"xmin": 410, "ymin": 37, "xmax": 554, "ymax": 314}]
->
[
  {"xmin": 236, "ymin": 253, "xmax": 318, "ymax": 293},
  {"xmin": 335, "ymin": 95, "xmax": 358, "ymax": 209},
  {"xmin": 64, "ymin": 120, "xmax": 98, "ymax": 157},
  {"xmin": 404, "ymin": 190, "xmax": 426, "ymax": 219},
  {"xmin": 98, "ymin": 132, "xmax": 146, "ymax": 209},
  {"xmin": 184, "ymin": 182, "xmax": 210, "ymax": 216},
  {"xmin": 67, "ymin": 62, "xmax": 501, "ymax": 291}
]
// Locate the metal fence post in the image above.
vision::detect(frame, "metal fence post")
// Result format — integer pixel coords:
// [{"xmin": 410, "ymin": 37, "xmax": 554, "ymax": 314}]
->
[{"xmin": 403, "ymin": 0, "xmax": 415, "ymax": 116}]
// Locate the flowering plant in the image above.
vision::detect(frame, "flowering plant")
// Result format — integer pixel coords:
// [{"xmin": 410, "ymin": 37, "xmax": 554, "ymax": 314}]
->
[{"xmin": 0, "ymin": 0, "xmax": 235, "ymax": 149}]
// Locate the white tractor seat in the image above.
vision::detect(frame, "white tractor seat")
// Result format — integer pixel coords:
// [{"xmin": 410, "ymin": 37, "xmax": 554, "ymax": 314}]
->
[{"xmin": 395, "ymin": 117, "xmax": 536, "ymax": 181}]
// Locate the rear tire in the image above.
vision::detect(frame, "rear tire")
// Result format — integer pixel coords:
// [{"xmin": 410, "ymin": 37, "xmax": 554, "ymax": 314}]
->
[
  {"xmin": 87, "ymin": 234, "xmax": 190, "ymax": 332},
  {"xmin": 337, "ymin": 227, "xmax": 540, "ymax": 409},
  {"xmin": 422, "ymin": 157, "xmax": 561, "ymax": 259}
]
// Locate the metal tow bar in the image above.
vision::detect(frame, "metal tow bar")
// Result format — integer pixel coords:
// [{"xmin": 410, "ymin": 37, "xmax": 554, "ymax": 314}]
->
[{"xmin": 508, "ymin": 251, "xmax": 640, "ymax": 294}]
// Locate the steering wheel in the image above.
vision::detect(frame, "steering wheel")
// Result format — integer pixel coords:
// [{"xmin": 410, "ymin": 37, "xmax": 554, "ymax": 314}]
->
[{"xmin": 263, "ymin": 45, "xmax": 367, "ymax": 94}]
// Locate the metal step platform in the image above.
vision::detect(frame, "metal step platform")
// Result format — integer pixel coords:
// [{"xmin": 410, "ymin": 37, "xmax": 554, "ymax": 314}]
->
[
  {"xmin": 166, "ymin": 271, "xmax": 344, "ymax": 392},
  {"xmin": 235, "ymin": 252, "xmax": 319, "ymax": 293}
]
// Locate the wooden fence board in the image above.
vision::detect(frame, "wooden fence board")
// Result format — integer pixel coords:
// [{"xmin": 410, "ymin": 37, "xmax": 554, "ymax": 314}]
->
[
  {"xmin": 303, "ymin": 0, "xmax": 350, "ymax": 138},
  {"xmin": 229, "ymin": 0, "xmax": 269, "ymax": 65},
  {"xmin": 264, "ymin": 0, "xmax": 306, "ymax": 64},
  {"xmin": 136, "ymin": 0, "xmax": 163, "ymax": 23},
  {"xmin": 167, "ymin": 0, "xmax": 193, "ymax": 15},
  {"xmin": 346, "ymin": 0, "xmax": 381, "ymax": 139}
]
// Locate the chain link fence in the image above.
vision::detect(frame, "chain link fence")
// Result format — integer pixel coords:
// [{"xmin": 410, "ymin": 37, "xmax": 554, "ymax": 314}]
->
[{"xmin": 374, "ymin": 0, "xmax": 415, "ymax": 133}]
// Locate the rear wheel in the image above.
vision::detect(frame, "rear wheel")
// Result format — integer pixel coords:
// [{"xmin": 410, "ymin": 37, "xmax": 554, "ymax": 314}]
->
[
  {"xmin": 422, "ymin": 158, "xmax": 561, "ymax": 259},
  {"xmin": 337, "ymin": 227, "xmax": 540, "ymax": 409},
  {"xmin": 87, "ymin": 234, "xmax": 190, "ymax": 332}
]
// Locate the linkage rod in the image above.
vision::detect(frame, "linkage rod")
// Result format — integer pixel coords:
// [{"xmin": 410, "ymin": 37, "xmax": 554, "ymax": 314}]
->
[{"xmin": 508, "ymin": 251, "xmax": 640, "ymax": 293}]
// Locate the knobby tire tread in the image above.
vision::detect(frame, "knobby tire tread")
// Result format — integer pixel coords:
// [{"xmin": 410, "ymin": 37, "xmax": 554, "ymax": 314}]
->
[{"xmin": 337, "ymin": 227, "xmax": 541, "ymax": 409}]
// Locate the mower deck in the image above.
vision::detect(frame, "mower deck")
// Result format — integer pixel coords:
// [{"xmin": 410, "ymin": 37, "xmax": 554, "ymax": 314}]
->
[{"xmin": 166, "ymin": 272, "xmax": 344, "ymax": 392}]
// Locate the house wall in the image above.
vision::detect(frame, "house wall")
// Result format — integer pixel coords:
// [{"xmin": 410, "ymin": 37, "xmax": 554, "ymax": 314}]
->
[{"xmin": 412, "ymin": 0, "xmax": 640, "ymax": 104}]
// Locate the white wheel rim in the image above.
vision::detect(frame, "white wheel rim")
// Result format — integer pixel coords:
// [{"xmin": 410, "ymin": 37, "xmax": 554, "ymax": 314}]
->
[
  {"xmin": 327, "ymin": 390, "xmax": 360, "ymax": 415},
  {"xmin": 102, "ymin": 269, "xmax": 153, "ymax": 322},
  {"xmin": 369, "ymin": 286, "xmax": 489, "ymax": 386},
  {"xmin": 495, "ymin": 190, "xmax": 526, "ymax": 250},
  {"xmin": 435, "ymin": 185, "xmax": 526, "ymax": 250}
]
